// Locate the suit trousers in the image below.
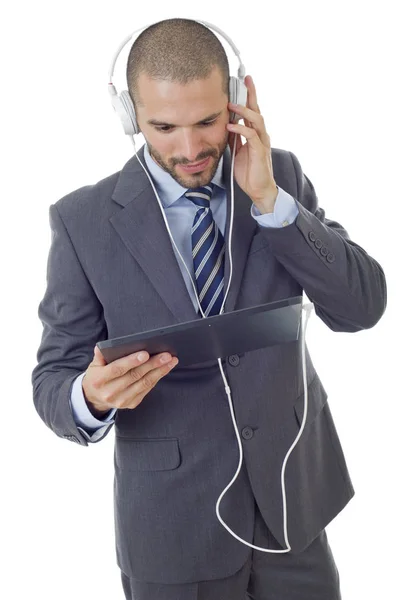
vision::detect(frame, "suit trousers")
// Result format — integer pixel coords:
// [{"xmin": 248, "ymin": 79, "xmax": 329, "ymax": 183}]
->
[{"xmin": 120, "ymin": 498, "xmax": 341, "ymax": 600}]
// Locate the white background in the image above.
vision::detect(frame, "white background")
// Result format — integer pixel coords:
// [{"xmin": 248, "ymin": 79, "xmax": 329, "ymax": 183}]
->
[{"xmin": 1, "ymin": 0, "xmax": 399, "ymax": 598}]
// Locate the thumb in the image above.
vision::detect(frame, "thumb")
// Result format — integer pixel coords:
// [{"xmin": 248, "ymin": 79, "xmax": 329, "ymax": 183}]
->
[{"xmin": 92, "ymin": 345, "xmax": 107, "ymax": 366}]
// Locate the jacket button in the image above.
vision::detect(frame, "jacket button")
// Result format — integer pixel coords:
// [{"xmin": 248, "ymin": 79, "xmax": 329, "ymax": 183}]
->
[
  {"xmin": 315, "ymin": 239, "xmax": 322, "ymax": 249},
  {"xmin": 327, "ymin": 253, "xmax": 335, "ymax": 263},
  {"xmin": 320, "ymin": 246, "xmax": 328, "ymax": 256},
  {"xmin": 309, "ymin": 232, "xmax": 316, "ymax": 242},
  {"xmin": 241, "ymin": 427, "xmax": 254, "ymax": 440},
  {"xmin": 228, "ymin": 354, "xmax": 240, "ymax": 367}
]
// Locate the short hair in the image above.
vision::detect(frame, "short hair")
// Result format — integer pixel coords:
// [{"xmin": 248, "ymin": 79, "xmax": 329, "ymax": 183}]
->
[{"xmin": 126, "ymin": 18, "xmax": 230, "ymax": 110}]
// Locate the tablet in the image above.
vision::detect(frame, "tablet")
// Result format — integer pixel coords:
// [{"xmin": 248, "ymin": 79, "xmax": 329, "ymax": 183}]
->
[{"xmin": 97, "ymin": 296, "xmax": 303, "ymax": 367}]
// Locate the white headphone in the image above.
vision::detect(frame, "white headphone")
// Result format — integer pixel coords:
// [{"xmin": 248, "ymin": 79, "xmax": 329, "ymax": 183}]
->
[
  {"xmin": 108, "ymin": 19, "xmax": 248, "ymax": 134},
  {"xmin": 107, "ymin": 19, "xmax": 314, "ymax": 554}
]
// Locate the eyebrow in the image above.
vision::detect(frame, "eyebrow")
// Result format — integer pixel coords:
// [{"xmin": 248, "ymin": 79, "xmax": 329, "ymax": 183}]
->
[{"xmin": 147, "ymin": 111, "xmax": 223, "ymax": 127}]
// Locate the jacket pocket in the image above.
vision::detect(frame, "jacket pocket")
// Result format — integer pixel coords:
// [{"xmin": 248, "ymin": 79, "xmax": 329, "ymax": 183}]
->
[
  {"xmin": 293, "ymin": 375, "xmax": 328, "ymax": 429},
  {"xmin": 115, "ymin": 437, "xmax": 181, "ymax": 472}
]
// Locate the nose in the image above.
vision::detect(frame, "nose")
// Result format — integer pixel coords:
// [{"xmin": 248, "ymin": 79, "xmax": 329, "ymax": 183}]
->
[{"xmin": 180, "ymin": 130, "xmax": 205, "ymax": 163}]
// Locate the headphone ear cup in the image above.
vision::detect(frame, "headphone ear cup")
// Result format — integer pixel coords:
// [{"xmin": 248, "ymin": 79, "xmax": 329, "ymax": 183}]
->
[
  {"xmin": 119, "ymin": 90, "xmax": 140, "ymax": 135},
  {"xmin": 110, "ymin": 91, "xmax": 138, "ymax": 135},
  {"xmin": 229, "ymin": 76, "xmax": 248, "ymax": 123}
]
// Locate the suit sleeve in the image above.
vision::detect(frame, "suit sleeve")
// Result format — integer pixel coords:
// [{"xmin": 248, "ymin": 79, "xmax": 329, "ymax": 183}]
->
[
  {"xmin": 258, "ymin": 151, "xmax": 387, "ymax": 332},
  {"xmin": 31, "ymin": 203, "xmax": 112, "ymax": 446}
]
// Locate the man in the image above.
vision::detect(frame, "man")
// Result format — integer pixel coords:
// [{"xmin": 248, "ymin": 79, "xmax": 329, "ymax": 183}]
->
[{"xmin": 31, "ymin": 18, "xmax": 387, "ymax": 600}]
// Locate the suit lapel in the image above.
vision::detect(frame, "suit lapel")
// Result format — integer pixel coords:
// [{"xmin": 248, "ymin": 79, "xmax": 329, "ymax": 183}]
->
[{"xmin": 110, "ymin": 144, "xmax": 258, "ymax": 323}]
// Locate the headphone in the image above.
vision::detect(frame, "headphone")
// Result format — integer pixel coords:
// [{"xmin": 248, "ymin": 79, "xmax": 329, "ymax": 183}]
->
[
  {"xmin": 107, "ymin": 19, "xmax": 248, "ymax": 135},
  {"xmin": 107, "ymin": 19, "xmax": 314, "ymax": 555}
]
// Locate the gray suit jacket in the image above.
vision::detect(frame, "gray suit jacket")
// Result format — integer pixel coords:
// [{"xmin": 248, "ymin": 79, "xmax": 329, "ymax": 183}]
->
[{"xmin": 31, "ymin": 144, "xmax": 386, "ymax": 584}]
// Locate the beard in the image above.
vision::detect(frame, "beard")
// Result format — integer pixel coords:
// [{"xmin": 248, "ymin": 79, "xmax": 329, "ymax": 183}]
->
[{"xmin": 146, "ymin": 133, "xmax": 229, "ymax": 188}]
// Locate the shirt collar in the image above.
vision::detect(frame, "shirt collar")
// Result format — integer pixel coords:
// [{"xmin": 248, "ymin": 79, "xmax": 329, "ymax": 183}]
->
[{"xmin": 143, "ymin": 143, "xmax": 226, "ymax": 208}]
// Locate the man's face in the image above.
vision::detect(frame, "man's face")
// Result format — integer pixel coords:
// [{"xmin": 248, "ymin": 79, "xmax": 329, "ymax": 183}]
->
[{"xmin": 135, "ymin": 67, "xmax": 230, "ymax": 188}]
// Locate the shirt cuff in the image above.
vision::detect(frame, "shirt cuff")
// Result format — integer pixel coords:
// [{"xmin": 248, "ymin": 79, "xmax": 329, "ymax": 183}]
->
[
  {"xmin": 250, "ymin": 186, "xmax": 299, "ymax": 227},
  {"xmin": 70, "ymin": 372, "xmax": 117, "ymax": 430}
]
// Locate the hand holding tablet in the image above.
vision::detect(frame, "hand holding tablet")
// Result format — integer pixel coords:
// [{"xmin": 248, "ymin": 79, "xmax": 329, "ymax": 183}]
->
[{"xmin": 82, "ymin": 347, "xmax": 179, "ymax": 414}]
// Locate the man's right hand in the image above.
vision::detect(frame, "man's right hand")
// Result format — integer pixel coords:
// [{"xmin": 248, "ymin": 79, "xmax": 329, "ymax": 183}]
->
[{"xmin": 82, "ymin": 346, "xmax": 179, "ymax": 414}]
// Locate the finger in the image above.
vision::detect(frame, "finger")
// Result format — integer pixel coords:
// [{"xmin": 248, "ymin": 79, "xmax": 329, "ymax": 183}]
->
[
  {"xmin": 228, "ymin": 131, "xmax": 242, "ymax": 156},
  {"xmin": 102, "ymin": 349, "xmax": 150, "ymax": 382},
  {"xmin": 92, "ymin": 345, "xmax": 107, "ymax": 365},
  {"xmin": 230, "ymin": 100, "xmax": 252, "ymax": 129},
  {"xmin": 228, "ymin": 103, "xmax": 270, "ymax": 148},
  {"xmin": 228, "ymin": 102, "xmax": 261, "ymax": 129},
  {"xmin": 99, "ymin": 352, "xmax": 176, "ymax": 406},
  {"xmin": 226, "ymin": 122, "xmax": 265, "ymax": 152},
  {"xmin": 245, "ymin": 75, "xmax": 260, "ymax": 113},
  {"xmin": 243, "ymin": 76, "xmax": 255, "ymax": 128},
  {"xmin": 136, "ymin": 356, "xmax": 179, "ymax": 393},
  {"xmin": 118, "ymin": 357, "xmax": 179, "ymax": 409},
  {"xmin": 123, "ymin": 352, "xmax": 176, "ymax": 388}
]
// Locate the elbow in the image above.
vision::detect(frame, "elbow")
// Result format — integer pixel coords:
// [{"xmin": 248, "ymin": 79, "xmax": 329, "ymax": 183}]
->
[
  {"xmin": 360, "ymin": 294, "xmax": 387, "ymax": 330},
  {"xmin": 359, "ymin": 268, "xmax": 387, "ymax": 330},
  {"xmin": 314, "ymin": 285, "xmax": 387, "ymax": 333}
]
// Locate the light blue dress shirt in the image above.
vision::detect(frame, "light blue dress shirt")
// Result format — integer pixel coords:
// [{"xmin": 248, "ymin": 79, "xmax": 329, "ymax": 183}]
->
[{"xmin": 69, "ymin": 143, "xmax": 299, "ymax": 440}]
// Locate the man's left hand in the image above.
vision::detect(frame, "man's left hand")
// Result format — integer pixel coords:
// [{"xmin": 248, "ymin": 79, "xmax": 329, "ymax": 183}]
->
[{"xmin": 227, "ymin": 75, "xmax": 278, "ymax": 214}]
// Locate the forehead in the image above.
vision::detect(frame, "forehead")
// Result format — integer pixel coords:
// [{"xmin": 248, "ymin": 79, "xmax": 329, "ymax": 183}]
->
[{"xmin": 137, "ymin": 67, "xmax": 227, "ymax": 124}]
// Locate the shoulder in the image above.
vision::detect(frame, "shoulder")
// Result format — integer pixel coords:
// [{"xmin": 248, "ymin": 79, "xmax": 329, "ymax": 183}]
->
[
  {"xmin": 53, "ymin": 169, "xmax": 121, "ymax": 222},
  {"xmin": 271, "ymin": 146, "xmax": 305, "ymax": 192},
  {"xmin": 271, "ymin": 146, "xmax": 303, "ymax": 173}
]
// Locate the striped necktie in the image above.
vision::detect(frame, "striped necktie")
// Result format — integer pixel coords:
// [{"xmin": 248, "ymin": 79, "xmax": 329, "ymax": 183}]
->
[{"xmin": 184, "ymin": 184, "xmax": 225, "ymax": 317}]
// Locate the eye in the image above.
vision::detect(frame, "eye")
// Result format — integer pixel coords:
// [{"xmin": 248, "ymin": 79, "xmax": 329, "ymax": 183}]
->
[{"xmin": 155, "ymin": 120, "xmax": 216, "ymax": 133}]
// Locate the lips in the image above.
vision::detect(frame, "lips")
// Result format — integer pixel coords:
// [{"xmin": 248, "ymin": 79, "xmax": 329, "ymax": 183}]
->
[
  {"xmin": 186, "ymin": 158, "xmax": 208, "ymax": 167},
  {"xmin": 179, "ymin": 157, "xmax": 210, "ymax": 172}
]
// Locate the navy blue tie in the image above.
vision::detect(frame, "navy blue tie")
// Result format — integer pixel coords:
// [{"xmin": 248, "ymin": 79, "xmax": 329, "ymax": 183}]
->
[{"xmin": 184, "ymin": 184, "xmax": 225, "ymax": 316}]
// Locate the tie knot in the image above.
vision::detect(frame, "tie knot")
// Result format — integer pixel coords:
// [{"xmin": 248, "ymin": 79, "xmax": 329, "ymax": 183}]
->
[{"xmin": 184, "ymin": 184, "xmax": 214, "ymax": 207}]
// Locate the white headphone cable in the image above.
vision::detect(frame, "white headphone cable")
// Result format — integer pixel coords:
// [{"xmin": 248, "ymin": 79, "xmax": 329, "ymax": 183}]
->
[{"xmin": 129, "ymin": 132, "xmax": 314, "ymax": 552}]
